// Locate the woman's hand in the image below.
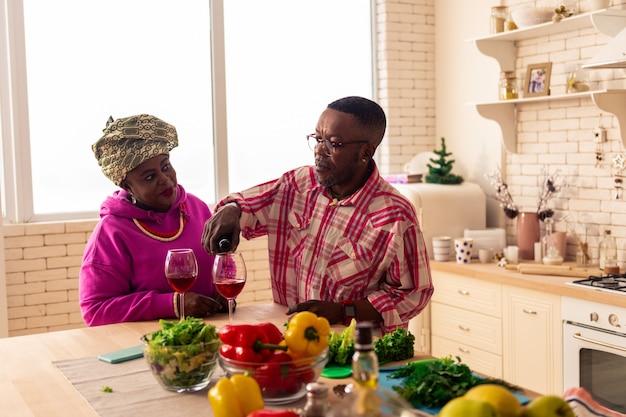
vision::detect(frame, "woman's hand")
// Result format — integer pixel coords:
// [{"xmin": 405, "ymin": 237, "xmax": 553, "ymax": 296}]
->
[{"xmin": 183, "ymin": 292, "xmax": 226, "ymax": 317}]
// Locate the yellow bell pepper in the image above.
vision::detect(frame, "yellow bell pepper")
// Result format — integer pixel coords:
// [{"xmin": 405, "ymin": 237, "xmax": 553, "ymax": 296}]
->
[
  {"xmin": 208, "ymin": 374, "xmax": 264, "ymax": 417},
  {"xmin": 284, "ymin": 311, "xmax": 330, "ymax": 359}
]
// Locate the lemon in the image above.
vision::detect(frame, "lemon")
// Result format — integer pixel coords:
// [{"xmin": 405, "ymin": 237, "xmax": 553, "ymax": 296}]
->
[
  {"xmin": 464, "ymin": 384, "xmax": 522, "ymax": 417},
  {"xmin": 439, "ymin": 397, "xmax": 498, "ymax": 417}
]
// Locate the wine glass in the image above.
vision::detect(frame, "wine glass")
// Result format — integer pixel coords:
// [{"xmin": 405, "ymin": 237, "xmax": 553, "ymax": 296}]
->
[
  {"xmin": 165, "ymin": 249, "xmax": 198, "ymax": 321},
  {"xmin": 212, "ymin": 252, "xmax": 247, "ymax": 323}
]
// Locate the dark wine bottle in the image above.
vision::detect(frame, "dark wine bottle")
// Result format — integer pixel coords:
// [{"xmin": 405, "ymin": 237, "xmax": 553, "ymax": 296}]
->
[{"xmin": 217, "ymin": 236, "xmax": 232, "ymax": 253}]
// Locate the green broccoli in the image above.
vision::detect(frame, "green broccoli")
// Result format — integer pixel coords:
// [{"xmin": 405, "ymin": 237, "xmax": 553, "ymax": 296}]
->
[
  {"xmin": 327, "ymin": 319, "xmax": 356, "ymax": 365},
  {"xmin": 373, "ymin": 327, "xmax": 415, "ymax": 364},
  {"xmin": 327, "ymin": 321, "xmax": 416, "ymax": 366}
]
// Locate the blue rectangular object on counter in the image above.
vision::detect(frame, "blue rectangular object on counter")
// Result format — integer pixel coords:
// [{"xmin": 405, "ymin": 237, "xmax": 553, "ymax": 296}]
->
[{"xmin": 98, "ymin": 345, "xmax": 143, "ymax": 364}]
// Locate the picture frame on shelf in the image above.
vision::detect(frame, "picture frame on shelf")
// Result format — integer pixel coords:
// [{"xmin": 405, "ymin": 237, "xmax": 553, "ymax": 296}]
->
[{"xmin": 524, "ymin": 62, "xmax": 552, "ymax": 97}]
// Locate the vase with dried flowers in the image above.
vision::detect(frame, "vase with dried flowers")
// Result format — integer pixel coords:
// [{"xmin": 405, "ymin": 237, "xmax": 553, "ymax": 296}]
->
[
  {"xmin": 537, "ymin": 166, "xmax": 566, "ymax": 221},
  {"xmin": 485, "ymin": 166, "xmax": 567, "ymax": 260},
  {"xmin": 485, "ymin": 166, "xmax": 519, "ymax": 219}
]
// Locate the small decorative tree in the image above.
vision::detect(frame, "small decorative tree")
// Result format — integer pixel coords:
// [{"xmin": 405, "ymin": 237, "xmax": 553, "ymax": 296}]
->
[{"xmin": 425, "ymin": 137, "xmax": 464, "ymax": 185}]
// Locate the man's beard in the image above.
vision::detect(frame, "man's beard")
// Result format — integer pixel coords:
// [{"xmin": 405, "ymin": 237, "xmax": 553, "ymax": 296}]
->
[{"xmin": 315, "ymin": 173, "xmax": 335, "ymax": 188}]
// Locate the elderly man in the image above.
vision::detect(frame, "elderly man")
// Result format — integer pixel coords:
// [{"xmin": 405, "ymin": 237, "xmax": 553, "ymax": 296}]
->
[{"xmin": 203, "ymin": 96, "xmax": 433, "ymax": 333}]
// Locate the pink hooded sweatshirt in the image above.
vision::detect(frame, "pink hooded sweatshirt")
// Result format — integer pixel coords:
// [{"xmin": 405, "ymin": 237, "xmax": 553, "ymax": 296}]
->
[{"xmin": 79, "ymin": 184, "xmax": 216, "ymax": 326}]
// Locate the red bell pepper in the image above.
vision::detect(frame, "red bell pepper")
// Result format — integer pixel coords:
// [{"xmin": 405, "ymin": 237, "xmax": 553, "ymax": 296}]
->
[
  {"xmin": 295, "ymin": 363, "xmax": 316, "ymax": 385},
  {"xmin": 218, "ymin": 322, "xmax": 286, "ymax": 362},
  {"xmin": 254, "ymin": 351, "xmax": 301, "ymax": 397}
]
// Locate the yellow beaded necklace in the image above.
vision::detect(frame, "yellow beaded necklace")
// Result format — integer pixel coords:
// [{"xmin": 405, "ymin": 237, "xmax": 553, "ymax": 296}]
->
[{"xmin": 132, "ymin": 204, "xmax": 187, "ymax": 242}]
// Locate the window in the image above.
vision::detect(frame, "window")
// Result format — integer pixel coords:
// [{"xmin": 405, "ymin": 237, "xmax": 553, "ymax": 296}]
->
[
  {"xmin": 223, "ymin": 1, "xmax": 373, "ymax": 191},
  {"xmin": 0, "ymin": 0, "xmax": 373, "ymax": 222}
]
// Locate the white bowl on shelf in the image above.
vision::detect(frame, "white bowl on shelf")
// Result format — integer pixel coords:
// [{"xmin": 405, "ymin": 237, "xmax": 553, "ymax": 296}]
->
[{"xmin": 512, "ymin": 7, "xmax": 554, "ymax": 28}]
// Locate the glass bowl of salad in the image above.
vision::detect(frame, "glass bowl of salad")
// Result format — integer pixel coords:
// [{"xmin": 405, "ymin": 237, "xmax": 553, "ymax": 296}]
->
[
  {"xmin": 141, "ymin": 318, "xmax": 221, "ymax": 393},
  {"xmin": 218, "ymin": 348, "xmax": 328, "ymax": 404}
]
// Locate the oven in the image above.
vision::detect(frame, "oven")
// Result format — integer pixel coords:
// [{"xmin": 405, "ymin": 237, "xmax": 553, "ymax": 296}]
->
[{"xmin": 562, "ymin": 295, "xmax": 626, "ymax": 413}]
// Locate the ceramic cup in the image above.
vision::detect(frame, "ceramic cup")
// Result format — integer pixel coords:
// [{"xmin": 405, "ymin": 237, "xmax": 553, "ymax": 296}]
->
[
  {"xmin": 505, "ymin": 245, "xmax": 519, "ymax": 264},
  {"xmin": 432, "ymin": 236, "xmax": 452, "ymax": 262},
  {"xmin": 479, "ymin": 248, "xmax": 494, "ymax": 263},
  {"xmin": 454, "ymin": 238, "xmax": 474, "ymax": 264},
  {"xmin": 588, "ymin": 0, "xmax": 610, "ymax": 11}
]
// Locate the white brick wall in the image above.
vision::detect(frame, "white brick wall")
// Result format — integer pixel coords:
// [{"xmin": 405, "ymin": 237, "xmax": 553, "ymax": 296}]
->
[
  {"xmin": 376, "ymin": 0, "xmax": 436, "ymax": 174},
  {"xmin": 3, "ymin": 221, "xmax": 94, "ymax": 336}
]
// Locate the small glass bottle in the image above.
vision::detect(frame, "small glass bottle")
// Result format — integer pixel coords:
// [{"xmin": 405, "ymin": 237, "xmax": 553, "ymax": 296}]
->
[
  {"xmin": 542, "ymin": 217, "xmax": 563, "ymax": 265},
  {"xmin": 351, "ymin": 322, "xmax": 380, "ymax": 417},
  {"xmin": 499, "ymin": 71, "xmax": 519, "ymax": 100},
  {"xmin": 577, "ymin": 242, "xmax": 590, "ymax": 267},
  {"xmin": 598, "ymin": 229, "xmax": 617, "ymax": 271},
  {"xmin": 303, "ymin": 382, "xmax": 333, "ymax": 417},
  {"xmin": 505, "ymin": 10, "xmax": 518, "ymax": 31},
  {"xmin": 490, "ymin": 6, "xmax": 508, "ymax": 34}
]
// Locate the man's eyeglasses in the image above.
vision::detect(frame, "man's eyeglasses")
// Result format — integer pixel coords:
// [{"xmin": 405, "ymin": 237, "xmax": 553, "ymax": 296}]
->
[{"xmin": 306, "ymin": 134, "xmax": 368, "ymax": 155}]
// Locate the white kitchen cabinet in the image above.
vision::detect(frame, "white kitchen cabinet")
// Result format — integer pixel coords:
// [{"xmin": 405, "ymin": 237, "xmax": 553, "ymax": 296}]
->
[
  {"xmin": 502, "ymin": 285, "xmax": 563, "ymax": 396},
  {"xmin": 430, "ymin": 270, "xmax": 564, "ymax": 393},
  {"xmin": 467, "ymin": 9, "xmax": 626, "ymax": 151},
  {"xmin": 430, "ymin": 271, "xmax": 503, "ymax": 378}
]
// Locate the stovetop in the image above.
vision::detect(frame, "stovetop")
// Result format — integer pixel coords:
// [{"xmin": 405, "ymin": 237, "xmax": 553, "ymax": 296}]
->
[{"xmin": 569, "ymin": 274, "xmax": 626, "ymax": 294}]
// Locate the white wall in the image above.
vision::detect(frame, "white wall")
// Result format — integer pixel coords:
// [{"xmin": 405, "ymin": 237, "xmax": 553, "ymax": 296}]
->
[{"xmin": 435, "ymin": 0, "xmax": 507, "ymax": 229}]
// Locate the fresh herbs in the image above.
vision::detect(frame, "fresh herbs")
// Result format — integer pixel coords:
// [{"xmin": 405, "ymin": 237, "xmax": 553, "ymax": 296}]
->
[
  {"xmin": 101, "ymin": 385, "xmax": 113, "ymax": 393},
  {"xmin": 389, "ymin": 356, "xmax": 520, "ymax": 408},
  {"xmin": 327, "ymin": 321, "xmax": 415, "ymax": 366}
]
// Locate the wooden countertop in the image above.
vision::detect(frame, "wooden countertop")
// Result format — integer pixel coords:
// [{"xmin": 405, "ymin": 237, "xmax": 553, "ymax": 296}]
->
[
  {"xmin": 430, "ymin": 260, "xmax": 626, "ymax": 307},
  {"xmin": 0, "ymin": 302, "xmax": 435, "ymax": 417}
]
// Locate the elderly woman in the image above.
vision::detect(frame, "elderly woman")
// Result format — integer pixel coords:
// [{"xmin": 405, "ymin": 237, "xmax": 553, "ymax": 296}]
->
[{"xmin": 79, "ymin": 114, "xmax": 225, "ymax": 326}]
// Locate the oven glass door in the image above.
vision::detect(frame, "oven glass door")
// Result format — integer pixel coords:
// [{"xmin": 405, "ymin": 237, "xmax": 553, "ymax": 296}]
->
[
  {"xmin": 564, "ymin": 322, "xmax": 626, "ymax": 413},
  {"xmin": 580, "ymin": 348, "xmax": 626, "ymax": 412}
]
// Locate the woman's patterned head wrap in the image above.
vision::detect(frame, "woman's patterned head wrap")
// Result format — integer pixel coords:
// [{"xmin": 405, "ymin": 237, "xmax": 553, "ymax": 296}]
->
[{"xmin": 92, "ymin": 114, "xmax": 178, "ymax": 186}]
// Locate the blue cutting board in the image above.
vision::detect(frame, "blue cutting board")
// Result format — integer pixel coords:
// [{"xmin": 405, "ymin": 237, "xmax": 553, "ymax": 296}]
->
[{"xmin": 377, "ymin": 366, "xmax": 531, "ymax": 415}]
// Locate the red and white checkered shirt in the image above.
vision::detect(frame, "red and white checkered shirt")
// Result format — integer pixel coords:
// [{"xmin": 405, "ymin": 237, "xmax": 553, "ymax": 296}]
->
[{"xmin": 218, "ymin": 164, "xmax": 433, "ymax": 333}]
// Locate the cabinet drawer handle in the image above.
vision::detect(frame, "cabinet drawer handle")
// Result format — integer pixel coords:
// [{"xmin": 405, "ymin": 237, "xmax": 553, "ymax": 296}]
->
[
  {"xmin": 523, "ymin": 308, "xmax": 537, "ymax": 315},
  {"xmin": 458, "ymin": 325, "xmax": 470, "ymax": 331},
  {"xmin": 458, "ymin": 289, "xmax": 470, "ymax": 296},
  {"xmin": 458, "ymin": 347, "xmax": 470, "ymax": 353}
]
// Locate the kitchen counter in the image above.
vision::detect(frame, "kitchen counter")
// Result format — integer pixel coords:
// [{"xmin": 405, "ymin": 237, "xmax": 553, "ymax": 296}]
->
[
  {"xmin": 0, "ymin": 303, "xmax": 441, "ymax": 417},
  {"xmin": 430, "ymin": 260, "xmax": 626, "ymax": 307}
]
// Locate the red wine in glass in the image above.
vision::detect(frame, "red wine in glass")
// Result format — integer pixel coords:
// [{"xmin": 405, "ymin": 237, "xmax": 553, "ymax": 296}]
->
[
  {"xmin": 166, "ymin": 275, "xmax": 197, "ymax": 293},
  {"xmin": 165, "ymin": 249, "xmax": 198, "ymax": 320},
  {"xmin": 212, "ymin": 252, "xmax": 246, "ymax": 323},
  {"xmin": 214, "ymin": 279, "xmax": 245, "ymax": 299}
]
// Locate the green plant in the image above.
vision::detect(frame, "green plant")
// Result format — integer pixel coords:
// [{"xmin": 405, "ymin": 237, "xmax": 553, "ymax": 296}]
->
[{"xmin": 425, "ymin": 138, "xmax": 463, "ymax": 185}]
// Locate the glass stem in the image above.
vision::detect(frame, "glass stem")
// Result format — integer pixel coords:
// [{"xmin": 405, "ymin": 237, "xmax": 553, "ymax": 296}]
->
[
  {"xmin": 179, "ymin": 292, "xmax": 185, "ymax": 321},
  {"xmin": 228, "ymin": 299, "xmax": 234, "ymax": 324}
]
